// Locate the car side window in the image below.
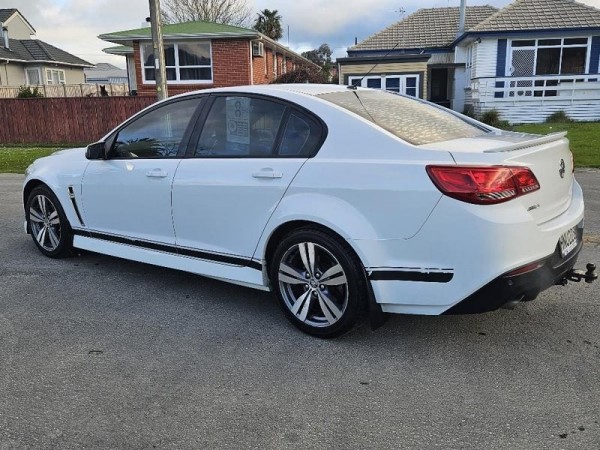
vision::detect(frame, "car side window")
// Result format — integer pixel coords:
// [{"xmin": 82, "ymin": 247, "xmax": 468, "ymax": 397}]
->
[
  {"xmin": 111, "ymin": 98, "xmax": 201, "ymax": 159},
  {"xmin": 278, "ymin": 111, "xmax": 323, "ymax": 157},
  {"xmin": 194, "ymin": 96, "xmax": 286, "ymax": 157}
]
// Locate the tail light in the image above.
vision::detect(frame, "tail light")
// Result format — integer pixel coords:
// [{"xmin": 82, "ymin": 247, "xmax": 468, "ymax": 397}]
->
[{"xmin": 426, "ymin": 165, "xmax": 540, "ymax": 205}]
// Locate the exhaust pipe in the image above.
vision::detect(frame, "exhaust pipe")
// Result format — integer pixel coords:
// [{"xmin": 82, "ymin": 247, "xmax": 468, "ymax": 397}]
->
[{"xmin": 501, "ymin": 296, "xmax": 524, "ymax": 310}]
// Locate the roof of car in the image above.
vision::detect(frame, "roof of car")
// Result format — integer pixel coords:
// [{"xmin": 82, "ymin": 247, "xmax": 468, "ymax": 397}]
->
[{"xmin": 170, "ymin": 84, "xmax": 353, "ymax": 101}]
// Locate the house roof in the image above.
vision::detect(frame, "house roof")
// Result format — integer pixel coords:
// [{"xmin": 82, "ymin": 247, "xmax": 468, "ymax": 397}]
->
[
  {"xmin": 350, "ymin": 6, "xmax": 498, "ymax": 52},
  {"xmin": 0, "ymin": 8, "xmax": 36, "ymax": 33},
  {"xmin": 0, "ymin": 38, "xmax": 93, "ymax": 67},
  {"xmin": 99, "ymin": 20, "xmax": 318, "ymax": 66},
  {"xmin": 85, "ymin": 63, "xmax": 128, "ymax": 81},
  {"xmin": 0, "ymin": 8, "xmax": 17, "ymax": 23},
  {"xmin": 99, "ymin": 21, "xmax": 258, "ymax": 43},
  {"xmin": 471, "ymin": 0, "xmax": 600, "ymax": 32}
]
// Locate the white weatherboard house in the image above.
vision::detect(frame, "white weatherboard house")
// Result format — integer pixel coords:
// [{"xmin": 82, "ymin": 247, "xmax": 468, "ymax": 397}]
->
[{"xmin": 339, "ymin": 0, "xmax": 600, "ymax": 123}]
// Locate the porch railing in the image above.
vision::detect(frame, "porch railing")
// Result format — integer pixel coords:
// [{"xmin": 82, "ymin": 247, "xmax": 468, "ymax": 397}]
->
[
  {"xmin": 471, "ymin": 75, "xmax": 600, "ymax": 102},
  {"xmin": 0, "ymin": 83, "xmax": 130, "ymax": 99}
]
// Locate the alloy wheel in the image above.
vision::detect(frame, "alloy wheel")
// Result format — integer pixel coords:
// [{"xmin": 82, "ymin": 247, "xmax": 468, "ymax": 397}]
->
[
  {"xmin": 278, "ymin": 242, "xmax": 349, "ymax": 328},
  {"xmin": 29, "ymin": 194, "xmax": 62, "ymax": 252}
]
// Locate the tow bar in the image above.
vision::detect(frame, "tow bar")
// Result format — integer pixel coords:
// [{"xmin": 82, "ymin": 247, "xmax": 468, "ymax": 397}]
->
[{"xmin": 558, "ymin": 263, "xmax": 597, "ymax": 285}]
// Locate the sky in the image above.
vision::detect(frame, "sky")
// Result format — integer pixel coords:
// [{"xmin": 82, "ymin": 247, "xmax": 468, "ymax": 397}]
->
[{"xmin": 1, "ymin": 0, "xmax": 600, "ymax": 68}]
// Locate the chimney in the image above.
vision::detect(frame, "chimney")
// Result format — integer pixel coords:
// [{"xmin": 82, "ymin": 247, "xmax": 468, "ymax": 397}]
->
[
  {"xmin": 457, "ymin": 0, "xmax": 467, "ymax": 37},
  {"xmin": 2, "ymin": 26, "xmax": 8, "ymax": 49}
]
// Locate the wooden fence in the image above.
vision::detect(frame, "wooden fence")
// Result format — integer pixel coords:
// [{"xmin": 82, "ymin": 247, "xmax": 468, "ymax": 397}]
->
[{"xmin": 0, "ymin": 96, "xmax": 156, "ymax": 145}]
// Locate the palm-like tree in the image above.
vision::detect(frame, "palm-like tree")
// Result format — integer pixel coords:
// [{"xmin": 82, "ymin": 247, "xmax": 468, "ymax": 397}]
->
[{"xmin": 253, "ymin": 9, "xmax": 283, "ymax": 40}]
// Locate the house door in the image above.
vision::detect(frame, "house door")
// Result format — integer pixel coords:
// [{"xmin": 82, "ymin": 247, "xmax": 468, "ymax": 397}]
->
[{"xmin": 429, "ymin": 68, "xmax": 451, "ymax": 108}]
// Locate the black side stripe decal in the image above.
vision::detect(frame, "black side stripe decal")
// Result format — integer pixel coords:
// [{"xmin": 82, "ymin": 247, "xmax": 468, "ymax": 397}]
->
[
  {"xmin": 369, "ymin": 270, "xmax": 453, "ymax": 283},
  {"xmin": 72, "ymin": 229, "xmax": 262, "ymax": 270}
]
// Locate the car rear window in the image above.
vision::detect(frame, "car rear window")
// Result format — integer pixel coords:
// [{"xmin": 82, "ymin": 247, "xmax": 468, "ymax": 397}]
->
[{"xmin": 317, "ymin": 89, "xmax": 488, "ymax": 145}]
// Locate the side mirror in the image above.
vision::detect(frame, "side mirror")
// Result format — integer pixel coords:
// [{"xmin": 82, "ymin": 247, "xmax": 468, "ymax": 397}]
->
[{"xmin": 86, "ymin": 142, "xmax": 106, "ymax": 160}]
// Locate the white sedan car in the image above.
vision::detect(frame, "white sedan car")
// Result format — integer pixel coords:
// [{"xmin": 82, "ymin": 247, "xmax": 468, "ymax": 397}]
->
[{"xmin": 23, "ymin": 84, "xmax": 595, "ymax": 337}]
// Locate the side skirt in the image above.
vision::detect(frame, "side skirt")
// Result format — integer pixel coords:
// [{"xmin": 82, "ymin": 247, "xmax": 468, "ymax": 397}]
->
[{"xmin": 72, "ymin": 234, "xmax": 270, "ymax": 292}]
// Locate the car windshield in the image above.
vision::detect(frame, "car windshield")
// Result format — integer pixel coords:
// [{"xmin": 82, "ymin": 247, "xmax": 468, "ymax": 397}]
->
[{"xmin": 317, "ymin": 89, "xmax": 488, "ymax": 145}]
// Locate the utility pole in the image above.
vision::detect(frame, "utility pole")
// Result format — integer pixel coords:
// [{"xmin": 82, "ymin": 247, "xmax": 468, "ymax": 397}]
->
[{"xmin": 149, "ymin": 0, "xmax": 168, "ymax": 100}]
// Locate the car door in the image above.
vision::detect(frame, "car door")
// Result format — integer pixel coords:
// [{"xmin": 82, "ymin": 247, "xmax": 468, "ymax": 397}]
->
[
  {"xmin": 172, "ymin": 94, "xmax": 325, "ymax": 260},
  {"xmin": 81, "ymin": 97, "xmax": 203, "ymax": 245}
]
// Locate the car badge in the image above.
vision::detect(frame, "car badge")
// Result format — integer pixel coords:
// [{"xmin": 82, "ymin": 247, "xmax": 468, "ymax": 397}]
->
[{"xmin": 559, "ymin": 159, "xmax": 565, "ymax": 179}]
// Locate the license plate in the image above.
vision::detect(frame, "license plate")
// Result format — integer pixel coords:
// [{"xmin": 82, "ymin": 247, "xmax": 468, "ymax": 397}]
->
[{"xmin": 559, "ymin": 226, "xmax": 578, "ymax": 258}]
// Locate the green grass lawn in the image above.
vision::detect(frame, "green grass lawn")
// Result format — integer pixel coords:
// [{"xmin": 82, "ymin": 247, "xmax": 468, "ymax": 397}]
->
[
  {"xmin": 1, "ymin": 122, "xmax": 599, "ymax": 173},
  {"xmin": 0, "ymin": 147, "xmax": 63, "ymax": 174},
  {"xmin": 512, "ymin": 122, "xmax": 600, "ymax": 168}
]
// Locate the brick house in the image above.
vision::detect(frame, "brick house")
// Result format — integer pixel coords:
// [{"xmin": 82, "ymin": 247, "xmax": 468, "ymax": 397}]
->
[{"xmin": 99, "ymin": 21, "xmax": 317, "ymax": 96}]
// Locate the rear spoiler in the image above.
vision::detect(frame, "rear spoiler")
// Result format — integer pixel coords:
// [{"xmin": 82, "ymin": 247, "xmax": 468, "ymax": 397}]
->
[{"xmin": 484, "ymin": 131, "xmax": 567, "ymax": 153}]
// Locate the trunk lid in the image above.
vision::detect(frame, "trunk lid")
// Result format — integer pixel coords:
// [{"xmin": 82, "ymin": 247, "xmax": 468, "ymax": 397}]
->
[{"xmin": 420, "ymin": 131, "xmax": 574, "ymax": 224}]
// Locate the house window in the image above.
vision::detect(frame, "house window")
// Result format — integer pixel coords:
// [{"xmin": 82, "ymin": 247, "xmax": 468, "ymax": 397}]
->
[
  {"xmin": 141, "ymin": 41, "xmax": 212, "ymax": 84},
  {"xmin": 46, "ymin": 69, "xmax": 65, "ymax": 85},
  {"xmin": 349, "ymin": 75, "xmax": 420, "ymax": 97},
  {"xmin": 509, "ymin": 38, "xmax": 589, "ymax": 76},
  {"xmin": 26, "ymin": 68, "xmax": 42, "ymax": 85}
]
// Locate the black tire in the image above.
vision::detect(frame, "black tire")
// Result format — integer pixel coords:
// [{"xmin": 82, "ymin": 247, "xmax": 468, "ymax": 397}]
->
[
  {"xmin": 26, "ymin": 185, "xmax": 73, "ymax": 258},
  {"xmin": 269, "ymin": 227, "xmax": 367, "ymax": 338}
]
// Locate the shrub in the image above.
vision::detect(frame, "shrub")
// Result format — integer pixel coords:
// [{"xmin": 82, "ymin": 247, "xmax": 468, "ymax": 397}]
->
[
  {"xmin": 273, "ymin": 68, "xmax": 328, "ymax": 84},
  {"xmin": 16, "ymin": 86, "xmax": 44, "ymax": 98},
  {"xmin": 462, "ymin": 105, "xmax": 475, "ymax": 118},
  {"xmin": 545, "ymin": 110, "xmax": 573, "ymax": 123},
  {"xmin": 479, "ymin": 109, "xmax": 511, "ymax": 129}
]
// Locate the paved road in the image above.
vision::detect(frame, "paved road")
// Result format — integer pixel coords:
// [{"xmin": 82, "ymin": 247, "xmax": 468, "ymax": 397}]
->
[{"xmin": 1, "ymin": 172, "xmax": 599, "ymax": 449}]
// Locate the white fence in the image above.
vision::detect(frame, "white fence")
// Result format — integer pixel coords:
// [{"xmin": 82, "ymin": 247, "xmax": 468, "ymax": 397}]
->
[
  {"xmin": 469, "ymin": 75, "xmax": 600, "ymax": 123},
  {"xmin": 0, "ymin": 83, "xmax": 130, "ymax": 99},
  {"xmin": 472, "ymin": 74, "xmax": 600, "ymax": 102}
]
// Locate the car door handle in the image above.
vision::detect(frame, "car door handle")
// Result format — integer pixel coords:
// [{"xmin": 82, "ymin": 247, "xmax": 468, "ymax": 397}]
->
[
  {"xmin": 252, "ymin": 169, "xmax": 283, "ymax": 179},
  {"xmin": 146, "ymin": 169, "xmax": 168, "ymax": 178}
]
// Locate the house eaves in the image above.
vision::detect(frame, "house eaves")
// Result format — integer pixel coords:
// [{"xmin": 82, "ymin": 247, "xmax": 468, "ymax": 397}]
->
[
  {"xmin": 453, "ymin": 26, "xmax": 600, "ymax": 47},
  {"xmin": 102, "ymin": 45, "xmax": 134, "ymax": 56},
  {"xmin": 337, "ymin": 54, "xmax": 431, "ymax": 64},
  {"xmin": 100, "ymin": 31, "xmax": 259, "ymax": 45}
]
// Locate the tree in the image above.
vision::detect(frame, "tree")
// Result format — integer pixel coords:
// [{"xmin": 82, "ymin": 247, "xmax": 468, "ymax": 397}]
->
[
  {"xmin": 301, "ymin": 44, "xmax": 332, "ymax": 67},
  {"xmin": 161, "ymin": 0, "xmax": 252, "ymax": 26},
  {"xmin": 253, "ymin": 9, "xmax": 283, "ymax": 40},
  {"xmin": 301, "ymin": 44, "xmax": 334, "ymax": 81}
]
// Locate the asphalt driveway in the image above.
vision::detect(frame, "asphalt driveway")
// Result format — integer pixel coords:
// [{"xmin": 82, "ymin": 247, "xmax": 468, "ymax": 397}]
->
[{"xmin": 0, "ymin": 171, "xmax": 599, "ymax": 449}]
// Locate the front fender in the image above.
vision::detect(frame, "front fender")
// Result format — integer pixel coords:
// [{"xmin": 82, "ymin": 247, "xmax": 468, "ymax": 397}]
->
[{"xmin": 23, "ymin": 148, "xmax": 89, "ymax": 228}]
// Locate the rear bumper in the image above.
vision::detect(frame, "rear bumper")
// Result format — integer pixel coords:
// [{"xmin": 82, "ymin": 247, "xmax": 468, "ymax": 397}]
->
[{"xmin": 444, "ymin": 226, "xmax": 584, "ymax": 314}]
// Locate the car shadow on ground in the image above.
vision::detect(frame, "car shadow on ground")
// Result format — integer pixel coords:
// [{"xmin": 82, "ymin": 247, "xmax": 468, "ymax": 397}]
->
[{"xmin": 47, "ymin": 246, "xmax": 597, "ymax": 352}]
